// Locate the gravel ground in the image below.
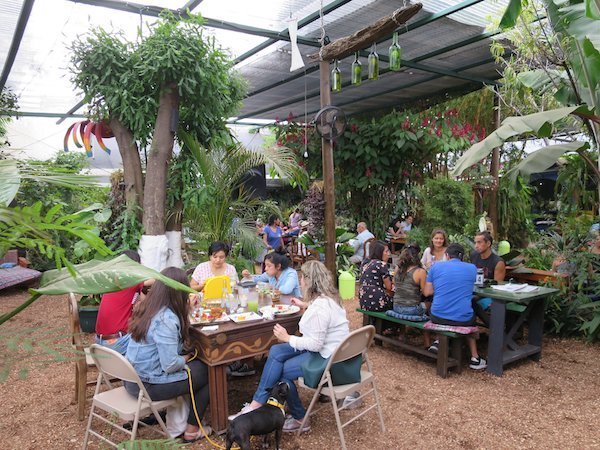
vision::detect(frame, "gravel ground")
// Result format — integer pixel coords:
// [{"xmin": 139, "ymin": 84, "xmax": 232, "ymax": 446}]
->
[{"xmin": 1, "ymin": 287, "xmax": 599, "ymax": 449}]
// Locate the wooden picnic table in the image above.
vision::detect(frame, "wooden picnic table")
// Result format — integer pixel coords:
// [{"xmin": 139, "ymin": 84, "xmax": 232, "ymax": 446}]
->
[
  {"xmin": 193, "ymin": 291, "xmax": 301, "ymax": 433},
  {"xmin": 474, "ymin": 284, "xmax": 559, "ymax": 376},
  {"xmin": 389, "ymin": 237, "xmax": 406, "ymax": 254}
]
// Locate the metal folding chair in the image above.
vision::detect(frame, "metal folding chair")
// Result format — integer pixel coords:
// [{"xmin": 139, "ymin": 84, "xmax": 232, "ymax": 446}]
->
[{"xmin": 297, "ymin": 325, "xmax": 385, "ymax": 450}]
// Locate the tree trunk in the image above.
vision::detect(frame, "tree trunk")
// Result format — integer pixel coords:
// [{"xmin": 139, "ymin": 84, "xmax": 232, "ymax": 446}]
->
[
  {"xmin": 109, "ymin": 117, "xmax": 144, "ymax": 212},
  {"xmin": 142, "ymin": 83, "xmax": 180, "ymax": 235}
]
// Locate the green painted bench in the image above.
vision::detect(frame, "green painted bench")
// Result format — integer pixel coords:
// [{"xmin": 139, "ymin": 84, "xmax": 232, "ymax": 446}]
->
[{"xmin": 357, "ymin": 308, "xmax": 471, "ymax": 378}]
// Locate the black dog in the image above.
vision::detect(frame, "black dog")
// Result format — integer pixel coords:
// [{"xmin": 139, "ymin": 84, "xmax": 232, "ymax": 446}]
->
[{"xmin": 226, "ymin": 381, "xmax": 289, "ymax": 450}]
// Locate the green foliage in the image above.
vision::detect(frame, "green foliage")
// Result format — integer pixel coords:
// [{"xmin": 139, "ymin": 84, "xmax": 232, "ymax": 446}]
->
[
  {"xmin": 0, "ymin": 87, "xmax": 18, "ymax": 150},
  {"xmin": 10, "ymin": 154, "xmax": 111, "ymax": 269},
  {"xmin": 556, "ymin": 152, "xmax": 599, "ymax": 213},
  {"xmin": 416, "ymin": 177, "xmax": 474, "ymax": 236},
  {"xmin": 298, "ymin": 227, "xmax": 355, "ymax": 274},
  {"xmin": 179, "ymin": 131, "xmax": 306, "ymax": 259},
  {"xmin": 0, "ymin": 202, "xmax": 112, "ymax": 274},
  {"xmin": 117, "ymin": 440, "xmax": 185, "ymax": 450},
  {"xmin": 70, "ymin": 12, "xmax": 246, "ymax": 147},
  {"xmin": 497, "ymin": 175, "xmax": 534, "ymax": 246}
]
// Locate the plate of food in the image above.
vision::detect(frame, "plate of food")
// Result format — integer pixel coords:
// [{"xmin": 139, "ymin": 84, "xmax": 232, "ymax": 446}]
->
[
  {"xmin": 190, "ymin": 308, "xmax": 229, "ymax": 325},
  {"xmin": 229, "ymin": 311, "xmax": 264, "ymax": 323},
  {"xmin": 260, "ymin": 304, "xmax": 300, "ymax": 316}
]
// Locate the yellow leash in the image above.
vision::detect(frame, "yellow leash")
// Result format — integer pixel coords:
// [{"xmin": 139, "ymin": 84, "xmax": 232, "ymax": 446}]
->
[{"xmin": 185, "ymin": 350, "xmax": 240, "ymax": 450}]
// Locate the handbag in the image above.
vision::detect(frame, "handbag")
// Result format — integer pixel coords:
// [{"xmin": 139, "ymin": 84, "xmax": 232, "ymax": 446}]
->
[{"xmin": 301, "ymin": 351, "xmax": 362, "ymax": 389}]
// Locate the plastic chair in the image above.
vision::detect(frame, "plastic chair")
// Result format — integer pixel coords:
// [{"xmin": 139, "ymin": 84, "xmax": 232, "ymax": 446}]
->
[
  {"xmin": 82, "ymin": 344, "xmax": 177, "ymax": 449},
  {"xmin": 297, "ymin": 325, "xmax": 385, "ymax": 450},
  {"xmin": 68, "ymin": 293, "xmax": 96, "ymax": 421},
  {"xmin": 203, "ymin": 275, "xmax": 231, "ymax": 300}
]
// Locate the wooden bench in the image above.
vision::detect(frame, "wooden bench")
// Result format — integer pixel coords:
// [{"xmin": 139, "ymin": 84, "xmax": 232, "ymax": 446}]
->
[{"xmin": 358, "ymin": 309, "xmax": 467, "ymax": 378}]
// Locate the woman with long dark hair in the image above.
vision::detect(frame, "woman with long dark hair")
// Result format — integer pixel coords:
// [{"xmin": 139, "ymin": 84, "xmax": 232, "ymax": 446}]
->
[
  {"xmin": 358, "ymin": 240, "xmax": 393, "ymax": 312},
  {"xmin": 242, "ymin": 252, "xmax": 301, "ymax": 296},
  {"xmin": 126, "ymin": 267, "xmax": 211, "ymax": 443}
]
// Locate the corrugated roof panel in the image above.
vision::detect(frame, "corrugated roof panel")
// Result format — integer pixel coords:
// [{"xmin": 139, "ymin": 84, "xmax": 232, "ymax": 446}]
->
[{"xmin": 0, "ymin": 0, "xmax": 25, "ymax": 74}]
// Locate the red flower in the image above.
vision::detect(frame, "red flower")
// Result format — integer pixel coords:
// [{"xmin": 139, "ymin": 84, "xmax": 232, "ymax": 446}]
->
[
  {"xmin": 276, "ymin": 140, "xmax": 283, "ymax": 146},
  {"xmin": 436, "ymin": 128, "xmax": 442, "ymax": 137},
  {"xmin": 287, "ymin": 112, "xmax": 295, "ymax": 122},
  {"xmin": 365, "ymin": 167, "xmax": 373, "ymax": 177},
  {"xmin": 350, "ymin": 123, "xmax": 359, "ymax": 133},
  {"xmin": 275, "ymin": 116, "xmax": 280, "ymax": 123},
  {"xmin": 402, "ymin": 170, "xmax": 410, "ymax": 177}
]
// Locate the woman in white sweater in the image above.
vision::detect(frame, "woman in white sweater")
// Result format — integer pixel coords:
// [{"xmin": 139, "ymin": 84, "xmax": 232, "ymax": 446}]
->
[{"xmin": 228, "ymin": 260, "xmax": 349, "ymax": 433}]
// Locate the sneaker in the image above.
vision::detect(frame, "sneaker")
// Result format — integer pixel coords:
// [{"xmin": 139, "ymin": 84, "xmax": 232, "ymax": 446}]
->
[
  {"xmin": 229, "ymin": 361, "xmax": 256, "ymax": 377},
  {"xmin": 228, "ymin": 402, "xmax": 255, "ymax": 421},
  {"xmin": 469, "ymin": 356, "xmax": 487, "ymax": 370},
  {"xmin": 282, "ymin": 416, "xmax": 311, "ymax": 433},
  {"xmin": 427, "ymin": 340, "xmax": 439, "ymax": 354},
  {"xmin": 338, "ymin": 391, "xmax": 362, "ymax": 410}
]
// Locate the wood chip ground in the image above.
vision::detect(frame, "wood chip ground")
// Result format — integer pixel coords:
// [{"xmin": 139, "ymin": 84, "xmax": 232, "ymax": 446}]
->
[{"xmin": 1, "ymin": 288, "xmax": 599, "ymax": 449}]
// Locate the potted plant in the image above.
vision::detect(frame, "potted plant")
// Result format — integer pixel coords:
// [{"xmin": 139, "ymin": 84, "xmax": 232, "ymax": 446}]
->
[{"xmin": 78, "ymin": 294, "xmax": 102, "ymax": 333}]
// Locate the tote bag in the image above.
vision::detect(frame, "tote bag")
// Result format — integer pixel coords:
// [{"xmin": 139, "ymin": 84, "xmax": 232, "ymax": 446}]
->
[{"xmin": 301, "ymin": 352, "xmax": 362, "ymax": 389}]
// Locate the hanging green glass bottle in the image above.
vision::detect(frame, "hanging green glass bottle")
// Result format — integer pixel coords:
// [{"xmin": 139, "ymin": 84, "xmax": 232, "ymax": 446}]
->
[
  {"xmin": 351, "ymin": 52, "xmax": 362, "ymax": 85},
  {"xmin": 389, "ymin": 32, "xmax": 402, "ymax": 71},
  {"xmin": 331, "ymin": 59, "xmax": 342, "ymax": 92},
  {"xmin": 368, "ymin": 43, "xmax": 379, "ymax": 80}
]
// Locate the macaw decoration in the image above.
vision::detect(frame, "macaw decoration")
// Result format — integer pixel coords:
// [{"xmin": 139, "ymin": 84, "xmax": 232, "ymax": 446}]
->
[{"xmin": 64, "ymin": 120, "xmax": 113, "ymax": 157}]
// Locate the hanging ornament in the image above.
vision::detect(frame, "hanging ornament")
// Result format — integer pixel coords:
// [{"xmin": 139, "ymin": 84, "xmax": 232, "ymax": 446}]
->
[
  {"xmin": 368, "ymin": 43, "xmax": 379, "ymax": 80},
  {"xmin": 351, "ymin": 52, "xmax": 362, "ymax": 85},
  {"xmin": 389, "ymin": 31, "xmax": 402, "ymax": 71},
  {"xmin": 331, "ymin": 59, "xmax": 342, "ymax": 92}
]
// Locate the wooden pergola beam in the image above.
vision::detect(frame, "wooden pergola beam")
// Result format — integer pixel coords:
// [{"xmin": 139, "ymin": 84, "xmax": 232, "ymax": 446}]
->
[{"xmin": 309, "ymin": 3, "xmax": 423, "ymax": 62}]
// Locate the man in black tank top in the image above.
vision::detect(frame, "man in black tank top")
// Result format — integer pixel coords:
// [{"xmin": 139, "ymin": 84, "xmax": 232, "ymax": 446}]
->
[{"xmin": 470, "ymin": 231, "xmax": 506, "ymax": 282}]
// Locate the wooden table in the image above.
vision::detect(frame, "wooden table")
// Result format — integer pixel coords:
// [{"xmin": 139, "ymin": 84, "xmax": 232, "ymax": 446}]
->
[
  {"xmin": 474, "ymin": 285, "xmax": 558, "ymax": 376},
  {"xmin": 193, "ymin": 294, "xmax": 301, "ymax": 433},
  {"xmin": 390, "ymin": 237, "xmax": 406, "ymax": 254}
]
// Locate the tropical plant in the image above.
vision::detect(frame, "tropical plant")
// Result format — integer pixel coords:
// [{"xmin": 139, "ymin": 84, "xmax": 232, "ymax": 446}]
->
[
  {"xmin": 497, "ymin": 174, "xmax": 535, "ymax": 246},
  {"xmin": 179, "ymin": 131, "xmax": 306, "ymax": 259},
  {"xmin": 0, "ymin": 160, "xmax": 112, "ymax": 271},
  {"xmin": 0, "ymin": 87, "xmax": 18, "ymax": 151},
  {"xmin": 454, "ymin": 0, "xmax": 600, "ymax": 199},
  {"xmin": 297, "ymin": 228, "xmax": 355, "ymax": 273},
  {"xmin": 415, "ymin": 177, "xmax": 475, "ymax": 236},
  {"xmin": 70, "ymin": 11, "xmax": 246, "ymax": 266}
]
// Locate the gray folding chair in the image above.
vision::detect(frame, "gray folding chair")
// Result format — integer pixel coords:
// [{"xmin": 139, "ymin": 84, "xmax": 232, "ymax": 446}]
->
[
  {"xmin": 82, "ymin": 344, "xmax": 178, "ymax": 449},
  {"xmin": 297, "ymin": 325, "xmax": 385, "ymax": 450}
]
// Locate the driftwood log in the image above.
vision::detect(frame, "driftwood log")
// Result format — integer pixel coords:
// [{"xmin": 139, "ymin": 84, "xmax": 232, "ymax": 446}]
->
[{"xmin": 309, "ymin": 3, "xmax": 423, "ymax": 62}]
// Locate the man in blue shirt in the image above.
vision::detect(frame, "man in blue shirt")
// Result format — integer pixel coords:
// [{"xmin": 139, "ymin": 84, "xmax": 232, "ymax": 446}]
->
[{"xmin": 423, "ymin": 243, "xmax": 487, "ymax": 370}]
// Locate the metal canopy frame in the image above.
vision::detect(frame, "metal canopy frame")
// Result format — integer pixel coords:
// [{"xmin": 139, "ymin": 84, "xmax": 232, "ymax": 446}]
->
[{"xmin": 1, "ymin": 0, "xmax": 510, "ymax": 122}]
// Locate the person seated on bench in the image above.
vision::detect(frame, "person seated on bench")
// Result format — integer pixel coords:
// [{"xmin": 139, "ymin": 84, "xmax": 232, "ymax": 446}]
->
[
  {"xmin": 386, "ymin": 244, "xmax": 432, "ymax": 347},
  {"xmin": 423, "ymin": 243, "xmax": 487, "ymax": 370},
  {"xmin": 358, "ymin": 240, "xmax": 393, "ymax": 312},
  {"xmin": 470, "ymin": 231, "xmax": 507, "ymax": 326}
]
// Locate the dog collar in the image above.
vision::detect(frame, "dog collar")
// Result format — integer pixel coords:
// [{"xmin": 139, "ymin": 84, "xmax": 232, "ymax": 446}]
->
[{"xmin": 266, "ymin": 397, "xmax": 286, "ymax": 416}]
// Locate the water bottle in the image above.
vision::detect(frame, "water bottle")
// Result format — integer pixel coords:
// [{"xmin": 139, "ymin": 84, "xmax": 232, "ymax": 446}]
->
[{"xmin": 476, "ymin": 268, "xmax": 484, "ymax": 286}]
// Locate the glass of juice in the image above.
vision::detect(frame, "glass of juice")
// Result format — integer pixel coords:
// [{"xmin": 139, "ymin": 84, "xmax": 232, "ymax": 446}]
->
[{"xmin": 248, "ymin": 300, "xmax": 259, "ymax": 313}]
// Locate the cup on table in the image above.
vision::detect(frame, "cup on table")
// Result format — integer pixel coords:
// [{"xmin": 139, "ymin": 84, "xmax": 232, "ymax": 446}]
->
[
  {"xmin": 247, "ymin": 300, "xmax": 259, "ymax": 312},
  {"xmin": 238, "ymin": 287, "xmax": 249, "ymax": 307}
]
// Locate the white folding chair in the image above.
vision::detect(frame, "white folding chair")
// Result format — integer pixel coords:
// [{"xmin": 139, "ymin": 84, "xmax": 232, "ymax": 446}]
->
[
  {"xmin": 82, "ymin": 344, "xmax": 178, "ymax": 449},
  {"xmin": 297, "ymin": 325, "xmax": 385, "ymax": 450}
]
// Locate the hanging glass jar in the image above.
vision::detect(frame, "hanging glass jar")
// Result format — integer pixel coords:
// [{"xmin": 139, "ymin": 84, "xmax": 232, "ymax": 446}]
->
[
  {"xmin": 389, "ymin": 32, "xmax": 402, "ymax": 71},
  {"xmin": 368, "ymin": 43, "xmax": 379, "ymax": 80},
  {"xmin": 351, "ymin": 52, "xmax": 362, "ymax": 85},
  {"xmin": 331, "ymin": 59, "xmax": 342, "ymax": 92}
]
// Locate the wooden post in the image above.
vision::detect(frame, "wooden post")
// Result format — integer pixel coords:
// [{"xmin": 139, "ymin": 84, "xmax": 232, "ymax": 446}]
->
[
  {"xmin": 489, "ymin": 90, "xmax": 500, "ymax": 239},
  {"xmin": 319, "ymin": 60, "xmax": 337, "ymax": 277}
]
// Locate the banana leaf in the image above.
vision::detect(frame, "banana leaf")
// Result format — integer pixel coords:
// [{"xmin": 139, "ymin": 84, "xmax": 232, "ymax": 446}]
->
[
  {"xmin": 32, "ymin": 255, "xmax": 195, "ymax": 296},
  {"xmin": 0, "ymin": 160, "xmax": 20, "ymax": 207},
  {"xmin": 0, "ymin": 255, "xmax": 196, "ymax": 326},
  {"xmin": 506, "ymin": 141, "xmax": 590, "ymax": 182},
  {"xmin": 451, "ymin": 106, "xmax": 583, "ymax": 176}
]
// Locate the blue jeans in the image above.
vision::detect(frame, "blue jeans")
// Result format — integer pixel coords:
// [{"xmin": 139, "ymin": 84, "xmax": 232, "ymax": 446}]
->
[
  {"xmin": 253, "ymin": 343, "xmax": 309, "ymax": 420},
  {"xmin": 393, "ymin": 304, "xmax": 426, "ymax": 316},
  {"xmin": 96, "ymin": 333, "xmax": 131, "ymax": 356}
]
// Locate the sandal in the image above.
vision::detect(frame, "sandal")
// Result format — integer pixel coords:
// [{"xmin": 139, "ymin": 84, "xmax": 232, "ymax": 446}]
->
[{"xmin": 182, "ymin": 425, "xmax": 212, "ymax": 443}]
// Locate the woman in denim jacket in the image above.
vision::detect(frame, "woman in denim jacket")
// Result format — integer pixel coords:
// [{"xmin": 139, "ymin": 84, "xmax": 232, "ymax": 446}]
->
[{"xmin": 125, "ymin": 267, "xmax": 210, "ymax": 443}]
